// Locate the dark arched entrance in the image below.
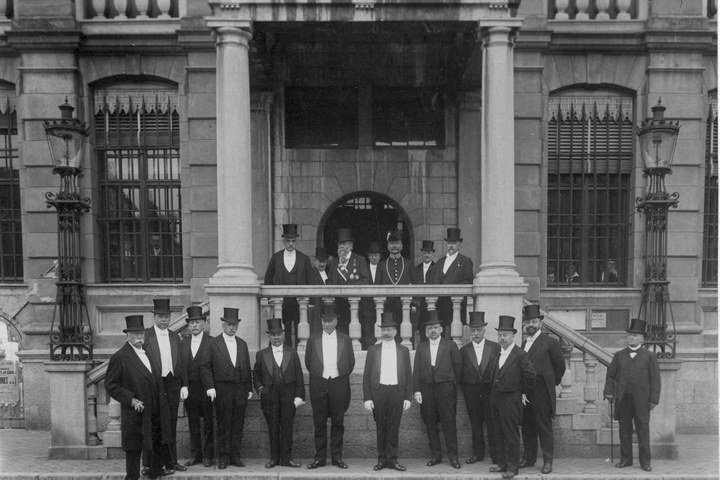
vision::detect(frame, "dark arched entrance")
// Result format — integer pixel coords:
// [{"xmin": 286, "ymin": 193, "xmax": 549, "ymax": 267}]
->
[{"xmin": 319, "ymin": 192, "xmax": 413, "ymax": 260}]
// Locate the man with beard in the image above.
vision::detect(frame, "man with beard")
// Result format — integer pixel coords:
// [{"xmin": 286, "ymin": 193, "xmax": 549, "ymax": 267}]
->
[
  {"xmin": 432, "ymin": 228, "xmax": 474, "ymax": 334},
  {"xmin": 412, "ymin": 240, "xmax": 436, "ymax": 345},
  {"xmin": 253, "ymin": 318, "xmax": 305, "ymax": 469},
  {"xmin": 489, "ymin": 316, "xmax": 535, "ymax": 479},
  {"xmin": 363, "ymin": 312, "xmax": 413, "ymax": 472},
  {"xmin": 326, "ymin": 228, "xmax": 370, "ymax": 335},
  {"xmin": 377, "ymin": 230, "xmax": 412, "ymax": 343},
  {"xmin": 519, "ymin": 304, "xmax": 565, "ymax": 474}
]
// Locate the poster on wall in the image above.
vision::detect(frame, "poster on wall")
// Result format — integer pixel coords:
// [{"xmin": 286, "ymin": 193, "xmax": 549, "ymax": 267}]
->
[{"xmin": 0, "ymin": 360, "xmax": 19, "ymax": 406}]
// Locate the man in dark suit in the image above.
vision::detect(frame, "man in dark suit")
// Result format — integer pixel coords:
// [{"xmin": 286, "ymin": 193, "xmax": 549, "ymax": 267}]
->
[
  {"xmin": 253, "ymin": 317, "xmax": 306, "ymax": 469},
  {"xmin": 200, "ymin": 308, "xmax": 253, "ymax": 469},
  {"xmin": 412, "ymin": 240, "xmax": 436, "ymax": 345},
  {"xmin": 264, "ymin": 223, "xmax": 318, "ymax": 346},
  {"xmin": 363, "ymin": 312, "xmax": 413, "ymax": 472},
  {"xmin": 305, "ymin": 303, "xmax": 356, "ymax": 470},
  {"xmin": 413, "ymin": 310, "xmax": 463, "ymax": 469},
  {"xmin": 180, "ymin": 306, "xmax": 213, "ymax": 468},
  {"xmin": 326, "ymin": 228, "xmax": 371, "ymax": 335},
  {"xmin": 310, "ymin": 247, "xmax": 329, "ymax": 337},
  {"xmin": 432, "ymin": 228, "xmax": 474, "ymax": 333},
  {"xmin": 106, "ymin": 315, "xmax": 172, "ymax": 480},
  {"xmin": 489, "ymin": 316, "xmax": 536, "ymax": 480},
  {"xmin": 459, "ymin": 311, "xmax": 501, "ymax": 465},
  {"xmin": 360, "ymin": 241, "xmax": 383, "ymax": 349},
  {"xmin": 377, "ymin": 230, "xmax": 413, "ymax": 343},
  {"xmin": 143, "ymin": 298, "xmax": 186, "ymax": 472},
  {"xmin": 603, "ymin": 318, "xmax": 661, "ymax": 473},
  {"xmin": 520, "ymin": 304, "xmax": 566, "ymax": 474}
]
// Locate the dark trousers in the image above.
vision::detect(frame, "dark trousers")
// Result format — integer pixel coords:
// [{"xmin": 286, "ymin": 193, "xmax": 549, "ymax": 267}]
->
[
  {"xmin": 521, "ymin": 377, "xmax": 554, "ymax": 464},
  {"xmin": 282, "ymin": 298, "xmax": 300, "ymax": 347},
  {"xmin": 461, "ymin": 383, "xmax": 497, "ymax": 462},
  {"xmin": 144, "ymin": 373, "xmax": 180, "ymax": 469},
  {"xmin": 309, "ymin": 375, "xmax": 351, "ymax": 463},
  {"xmin": 436, "ymin": 297, "xmax": 467, "ymax": 336},
  {"xmin": 360, "ymin": 298, "xmax": 376, "ymax": 350},
  {"xmin": 491, "ymin": 390, "xmax": 522, "ymax": 474},
  {"xmin": 412, "ymin": 298, "xmax": 429, "ymax": 346},
  {"xmin": 260, "ymin": 382, "xmax": 298, "ymax": 463},
  {"xmin": 419, "ymin": 381, "xmax": 458, "ymax": 461},
  {"xmin": 216, "ymin": 381, "xmax": 248, "ymax": 463},
  {"xmin": 618, "ymin": 393, "xmax": 651, "ymax": 467},
  {"xmin": 334, "ymin": 297, "xmax": 351, "ymax": 335},
  {"xmin": 128, "ymin": 410, "xmax": 164, "ymax": 480},
  {"xmin": 373, "ymin": 385, "xmax": 405, "ymax": 465},
  {"xmin": 186, "ymin": 382, "xmax": 214, "ymax": 461}
]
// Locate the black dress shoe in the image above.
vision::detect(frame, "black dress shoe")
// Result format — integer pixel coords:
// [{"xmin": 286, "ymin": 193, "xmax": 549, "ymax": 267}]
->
[
  {"xmin": 307, "ymin": 460, "xmax": 326, "ymax": 469},
  {"xmin": 183, "ymin": 458, "xmax": 203, "ymax": 467},
  {"xmin": 489, "ymin": 465, "xmax": 507, "ymax": 472},
  {"xmin": 541, "ymin": 462, "xmax": 552, "ymax": 474},
  {"xmin": 641, "ymin": 464, "xmax": 652, "ymax": 472},
  {"xmin": 148, "ymin": 467, "xmax": 175, "ymax": 479},
  {"xmin": 466, "ymin": 455, "xmax": 483, "ymax": 464},
  {"xmin": 265, "ymin": 460, "xmax": 278, "ymax": 468},
  {"xmin": 218, "ymin": 462, "xmax": 227, "ymax": 469},
  {"xmin": 427, "ymin": 458, "xmax": 442, "ymax": 466},
  {"xmin": 373, "ymin": 462, "xmax": 385, "ymax": 470},
  {"xmin": 450, "ymin": 459, "xmax": 461, "ymax": 469},
  {"xmin": 501, "ymin": 472, "xmax": 516, "ymax": 479},
  {"xmin": 333, "ymin": 460, "xmax": 348, "ymax": 469},
  {"xmin": 282, "ymin": 459, "xmax": 302, "ymax": 468},
  {"xmin": 518, "ymin": 459, "xmax": 535, "ymax": 468},
  {"xmin": 389, "ymin": 463, "xmax": 406, "ymax": 471},
  {"xmin": 615, "ymin": 461, "xmax": 633, "ymax": 468},
  {"xmin": 230, "ymin": 459, "xmax": 245, "ymax": 467},
  {"xmin": 172, "ymin": 463, "xmax": 187, "ymax": 471},
  {"xmin": 203, "ymin": 459, "xmax": 213, "ymax": 468},
  {"xmin": 141, "ymin": 467, "xmax": 150, "ymax": 476}
]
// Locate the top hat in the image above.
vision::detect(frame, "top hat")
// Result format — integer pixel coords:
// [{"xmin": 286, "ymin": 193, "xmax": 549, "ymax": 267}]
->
[
  {"xmin": 626, "ymin": 318, "xmax": 648, "ymax": 335},
  {"xmin": 496, "ymin": 315, "xmax": 517, "ymax": 333},
  {"xmin": 221, "ymin": 307, "xmax": 241, "ymax": 324},
  {"xmin": 468, "ymin": 311, "xmax": 487, "ymax": 328},
  {"xmin": 266, "ymin": 317, "xmax": 284, "ymax": 334},
  {"xmin": 522, "ymin": 304, "xmax": 544, "ymax": 322},
  {"xmin": 282, "ymin": 224, "xmax": 299, "ymax": 238},
  {"xmin": 152, "ymin": 298, "xmax": 171, "ymax": 315},
  {"xmin": 424, "ymin": 310, "xmax": 441, "ymax": 326},
  {"xmin": 123, "ymin": 315, "xmax": 145, "ymax": 333},
  {"xmin": 367, "ymin": 241, "xmax": 383, "ymax": 254},
  {"xmin": 185, "ymin": 306, "xmax": 206, "ymax": 323},
  {"xmin": 315, "ymin": 247, "xmax": 328, "ymax": 261},
  {"xmin": 320, "ymin": 303, "xmax": 338, "ymax": 321},
  {"xmin": 444, "ymin": 228, "xmax": 463, "ymax": 243},
  {"xmin": 336, "ymin": 228, "xmax": 353, "ymax": 243},
  {"xmin": 379, "ymin": 312, "xmax": 399, "ymax": 328},
  {"xmin": 420, "ymin": 240, "xmax": 435, "ymax": 252},
  {"xmin": 387, "ymin": 229, "xmax": 403, "ymax": 243}
]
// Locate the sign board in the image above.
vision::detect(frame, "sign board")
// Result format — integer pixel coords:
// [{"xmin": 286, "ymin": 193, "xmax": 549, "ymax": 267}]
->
[
  {"xmin": 0, "ymin": 360, "xmax": 19, "ymax": 405},
  {"xmin": 591, "ymin": 312, "xmax": 607, "ymax": 329}
]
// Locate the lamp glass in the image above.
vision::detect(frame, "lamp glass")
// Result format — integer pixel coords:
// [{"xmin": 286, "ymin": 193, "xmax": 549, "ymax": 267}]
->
[
  {"xmin": 45, "ymin": 125, "xmax": 88, "ymax": 169},
  {"xmin": 637, "ymin": 126, "xmax": 678, "ymax": 170}
]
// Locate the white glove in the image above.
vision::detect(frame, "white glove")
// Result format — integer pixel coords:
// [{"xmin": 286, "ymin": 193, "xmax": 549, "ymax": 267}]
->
[
  {"xmin": 521, "ymin": 394, "xmax": 530, "ymax": 406},
  {"xmin": 364, "ymin": 400, "xmax": 374, "ymax": 411},
  {"xmin": 247, "ymin": 391, "xmax": 253, "ymax": 400},
  {"xmin": 293, "ymin": 397, "xmax": 304, "ymax": 408},
  {"xmin": 206, "ymin": 388, "xmax": 216, "ymax": 401},
  {"xmin": 403, "ymin": 400, "xmax": 411, "ymax": 411},
  {"xmin": 180, "ymin": 386, "xmax": 188, "ymax": 400},
  {"xmin": 414, "ymin": 392, "xmax": 422, "ymax": 404}
]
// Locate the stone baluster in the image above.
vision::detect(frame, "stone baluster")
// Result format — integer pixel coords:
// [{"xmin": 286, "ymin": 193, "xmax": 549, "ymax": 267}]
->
[
  {"xmin": 157, "ymin": 0, "xmax": 172, "ymax": 18},
  {"xmin": 555, "ymin": 0, "xmax": 570, "ymax": 19},
  {"xmin": 595, "ymin": 0, "xmax": 610, "ymax": 19},
  {"xmin": 582, "ymin": 352, "xmax": 599, "ymax": 414},
  {"xmin": 348, "ymin": 297, "xmax": 362, "ymax": 350},
  {"xmin": 616, "ymin": 0, "xmax": 632, "ymax": 19},
  {"xmin": 270, "ymin": 297, "xmax": 283, "ymax": 320},
  {"xmin": 559, "ymin": 340, "xmax": 574, "ymax": 398},
  {"xmin": 91, "ymin": 0, "xmax": 106, "ymax": 19},
  {"xmin": 374, "ymin": 297, "xmax": 386, "ymax": 344},
  {"xmin": 575, "ymin": 0, "xmax": 590, "ymax": 19},
  {"xmin": 426, "ymin": 297, "xmax": 437, "ymax": 312},
  {"xmin": 297, "ymin": 297, "xmax": 310, "ymax": 352},
  {"xmin": 103, "ymin": 397, "xmax": 122, "ymax": 447},
  {"xmin": 136, "ymin": 0, "xmax": 149, "ymax": 18},
  {"xmin": 86, "ymin": 382, "xmax": 101, "ymax": 446},
  {"xmin": 450, "ymin": 296, "xmax": 463, "ymax": 346},
  {"xmin": 115, "ymin": 0, "xmax": 128, "ymax": 19},
  {"xmin": 400, "ymin": 297, "xmax": 413, "ymax": 348}
]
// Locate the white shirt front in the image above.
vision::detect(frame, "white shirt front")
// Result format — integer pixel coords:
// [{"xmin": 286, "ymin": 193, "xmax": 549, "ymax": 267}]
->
[
  {"xmin": 369, "ymin": 263, "xmax": 378, "ymax": 282},
  {"xmin": 498, "ymin": 344, "xmax": 513, "ymax": 368},
  {"xmin": 223, "ymin": 333, "xmax": 237, "ymax": 367},
  {"xmin": 379, "ymin": 340, "xmax": 398, "ymax": 385},
  {"xmin": 473, "ymin": 338, "xmax": 486, "ymax": 366},
  {"xmin": 272, "ymin": 345, "xmax": 284, "ymax": 366},
  {"xmin": 443, "ymin": 252, "xmax": 459, "ymax": 274},
  {"xmin": 629, "ymin": 345, "xmax": 641, "ymax": 358},
  {"xmin": 190, "ymin": 332, "xmax": 204, "ymax": 358},
  {"xmin": 154, "ymin": 325, "xmax": 173, "ymax": 376},
  {"xmin": 524, "ymin": 330, "xmax": 540, "ymax": 352},
  {"xmin": 429, "ymin": 338, "xmax": 441, "ymax": 366},
  {"xmin": 423, "ymin": 262, "xmax": 432, "ymax": 282},
  {"xmin": 322, "ymin": 331, "xmax": 339, "ymax": 379},
  {"xmin": 283, "ymin": 249, "xmax": 296, "ymax": 272},
  {"xmin": 132, "ymin": 344, "xmax": 152, "ymax": 372}
]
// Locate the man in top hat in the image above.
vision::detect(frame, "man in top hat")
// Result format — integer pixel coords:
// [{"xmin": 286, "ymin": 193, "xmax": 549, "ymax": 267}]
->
[
  {"xmin": 305, "ymin": 303, "xmax": 356, "ymax": 470},
  {"xmin": 412, "ymin": 240, "xmax": 436, "ymax": 345},
  {"xmin": 489, "ymin": 316, "xmax": 536, "ymax": 479},
  {"xmin": 520, "ymin": 304, "xmax": 566, "ymax": 474},
  {"xmin": 432, "ymin": 228, "xmax": 474, "ymax": 333},
  {"xmin": 253, "ymin": 318, "xmax": 306, "ymax": 469},
  {"xmin": 359, "ymin": 240, "xmax": 384, "ymax": 349},
  {"xmin": 310, "ymin": 247, "xmax": 329, "ymax": 337},
  {"xmin": 363, "ymin": 312, "xmax": 413, "ymax": 472},
  {"xmin": 264, "ymin": 223, "xmax": 318, "ymax": 347},
  {"xmin": 603, "ymin": 318, "xmax": 660, "ymax": 472},
  {"xmin": 143, "ymin": 298, "xmax": 187, "ymax": 472},
  {"xmin": 326, "ymin": 228, "xmax": 371, "ymax": 335},
  {"xmin": 200, "ymin": 308, "xmax": 253, "ymax": 469},
  {"xmin": 106, "ymin": 315, "xmax": 172, "ymax": 480},
  {"xmin": 179, "ymin": 306, "xmax": 214, "ymax": 468},
  {"xmin": 413, "ymin": 310, "xmax": 463, "ymax": 469},
  {"xmin": 459, "ymin": 311, "xmax": 501, "ymax": 465},
  {"xmin": 377, "ymin": 229, "xmax": 413, "ymax": 343}
]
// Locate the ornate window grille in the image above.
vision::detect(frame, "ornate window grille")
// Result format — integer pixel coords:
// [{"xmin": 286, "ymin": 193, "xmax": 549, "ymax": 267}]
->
[
  {"xmin": 0, "ymin": 91, "xmax": 21, "ymax": 282},
  {"xmin": 95, "ymin": 85, "xmax": 183, "ymax": 282},
  {"xmin": 547, "ymin": 94, "xmax": 634, "ymax": 287},
  {"xmin": 702, "ymin": 94, "xmax": 718, "ymax": 288}
]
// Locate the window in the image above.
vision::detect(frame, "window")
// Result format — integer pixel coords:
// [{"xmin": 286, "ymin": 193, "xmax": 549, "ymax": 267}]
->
[
  {"xmin": 0, "ymin": 91, "xmax": 22, "ymax": 282},
  {"xmin": 547, "ymin": 93, "xmax": 633, "ymax": 287},
  {"xmin": 95, "ymin": 84, "xmax": 182, "ymax": 282},
  {"xmin": 702, "ymin": 94, "xmax": 718, "ymax": 287},
  {"xmin": 373, "ymin": 88, "xmax": 445, "ymax": 147},
  {"xmin": 285, "ymin": 87, "xmax": 358, "ymax": 148}
]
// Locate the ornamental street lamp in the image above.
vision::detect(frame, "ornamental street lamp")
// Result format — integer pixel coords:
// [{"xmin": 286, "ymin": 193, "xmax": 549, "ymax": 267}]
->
[
  {"xmin": 44, "ymin": 99, "xmax": 93, "ymax": 361},
  {"xmin": 635, "ymin": 98, "xmax": 681, "ymax": 358}
]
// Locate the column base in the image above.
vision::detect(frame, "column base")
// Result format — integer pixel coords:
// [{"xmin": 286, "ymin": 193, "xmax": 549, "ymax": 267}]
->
[
  {"xmin": 210, "ymin": 263, "xmax": 259, "ymax": 285},
  {"xmin": 49, "ymin": 445, "xmax": 107, "ymax": 460},
  {"xmin": 473, "ymin": 274, "xmax": 528, "ymax": 335}
]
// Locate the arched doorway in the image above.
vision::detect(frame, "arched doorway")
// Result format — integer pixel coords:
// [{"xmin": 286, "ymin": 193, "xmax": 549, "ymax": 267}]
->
[{"xmin": 319, "ymin": 192, "xmax": 413, "ymax": 260}]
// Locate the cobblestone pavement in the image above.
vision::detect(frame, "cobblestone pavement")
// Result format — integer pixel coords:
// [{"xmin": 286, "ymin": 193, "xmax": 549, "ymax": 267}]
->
[{"xmin": 0, "ymin": 430, "xmax": 717, "ymax": 479}]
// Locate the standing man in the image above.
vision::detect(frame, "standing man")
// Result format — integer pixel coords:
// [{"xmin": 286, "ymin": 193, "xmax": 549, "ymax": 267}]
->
[
  {"xmin": 180, "ymin": 306, "xmax": 214, "ymax": 468},
  {"xmin": 360, "ymin": 241, "xmax": 383, "ymax": 349},
  {"xmin": 253, "ymin": 317, "xmax": 305, "ymax": 469},
  {"xmin": 603, "ymin": 318, "xmax": 661, "ymax": 473},
  {"xmin": 413, "ymin": 310, "xmax": 463, "ymax": 469},
  {"xmin": 144, "ymin": 298, "xmax": 186, "ymax": 472},
  {"xmin": 305, "ymin": 303, "xmax": 356, "ymax": 470},
  {"xmin": 264, "ymin": 223, "xmax": 318, "ymax": 346},
  {"xmin": 520, "ymin": 304, "xmax": 566, "ymax": 474},
  {"xmin": 106, "ymin": 315, "xmax": 172, "ymax": 480},
  {"xmin": 412, "ymin": 240, "xmax": 436, "ymax": 345},
  {"xmin": 200, "ymin": 308, "xmax": 253, "ymax": 469},
  {"xmin": 459, "ymin": 311, "xmax": 501, "ymax": 465},
  {"xmin": 433, "ymin": 228, "xmax": 474, "ymax": 333},
  {"xmin": 326, "ymin": 228, "xmax": 370, "ymax": 335},
  {"xmin": 377, "ymin": 230, "xmax": 413, "ymax": 343},
  {"xmin": 363, "ymin": 312, "xmax": 413, "ymax": 472},
  {"xmin": 489, "ymin": 316, "xmax": 536, "ymax": 480},
  {"xmin": 310, "ymin": 247, "xmax": 329, "ymax": 337}
]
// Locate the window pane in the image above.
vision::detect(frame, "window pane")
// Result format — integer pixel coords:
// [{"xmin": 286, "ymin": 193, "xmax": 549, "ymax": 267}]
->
[
  {"xmin": 373, "ymin": 88, "xmax": 445, "ymax": 147},
  {"xmin": 0, "ymin": 93, "xmax": 22, "ymax": 282},
  {"xmin": 285, "ymin": 87, "xmax": 359, "ymax": 148},
  {"xmin": 703, "ymin": 94, "xmax": 718, "ymax": 287}
]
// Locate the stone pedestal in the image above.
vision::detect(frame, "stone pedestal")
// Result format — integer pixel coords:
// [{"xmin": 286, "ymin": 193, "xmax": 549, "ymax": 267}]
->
[
  {"xmin": 44, "ymin": 361, "xmax": 105, "ymax": 459},
  {"xmin": 650, "ymin": 358, "xmax": 682, "ymax": 459},
  {"xmin": 472, "ymin": 279, "xmax": 528, "ymax": 338}
]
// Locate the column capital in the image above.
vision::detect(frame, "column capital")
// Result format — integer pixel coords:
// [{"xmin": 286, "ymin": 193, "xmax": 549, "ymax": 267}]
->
[
  {"xmin": 477, "ymin": 23, "xmax": 521, "ymax": 46},
  {"xmin": 206, "ymin": 20, "xmax": 253, "ymax": 45}
]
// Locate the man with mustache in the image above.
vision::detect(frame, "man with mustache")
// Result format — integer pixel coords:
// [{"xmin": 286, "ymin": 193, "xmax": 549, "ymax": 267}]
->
[
  {"xmin": 326, "ymin": 228, "xmax": 370, "ymax": 335},
  {"xmin": 377, "ymin": 229, "xmax": 413, "ymax": 343},
  {"xmin": 432, "ymin": 228, "xmax": 474, "ymax": 334}
]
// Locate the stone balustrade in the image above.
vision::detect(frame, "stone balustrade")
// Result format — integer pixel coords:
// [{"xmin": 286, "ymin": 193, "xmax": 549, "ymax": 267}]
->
[
  {"xmin": 549, "ymin": 0, "xmax": 645, "ymax": 20},
  {"xmin": 79, "ymin": 0, "xmax": 182, "ymax": 20}
]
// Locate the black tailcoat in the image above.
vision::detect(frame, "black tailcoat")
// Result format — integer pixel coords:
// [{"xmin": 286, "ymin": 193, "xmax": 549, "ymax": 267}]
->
[
  {"xmin": 180, "ymin": 332, "xmax": 214, "ymax": 461},
  {"xmin": 432, "ymin": 253, "xmax": 474, "ymax": 328}
]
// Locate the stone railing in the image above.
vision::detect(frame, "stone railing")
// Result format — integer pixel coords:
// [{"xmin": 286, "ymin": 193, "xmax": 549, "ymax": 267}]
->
[
  {"xmin": 78, "ymin": 0, "xmax": 184, "ymax": 20},
  {"xmin": 548, "ymin": 0, "xmax": 647, "ymax": 20}
]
